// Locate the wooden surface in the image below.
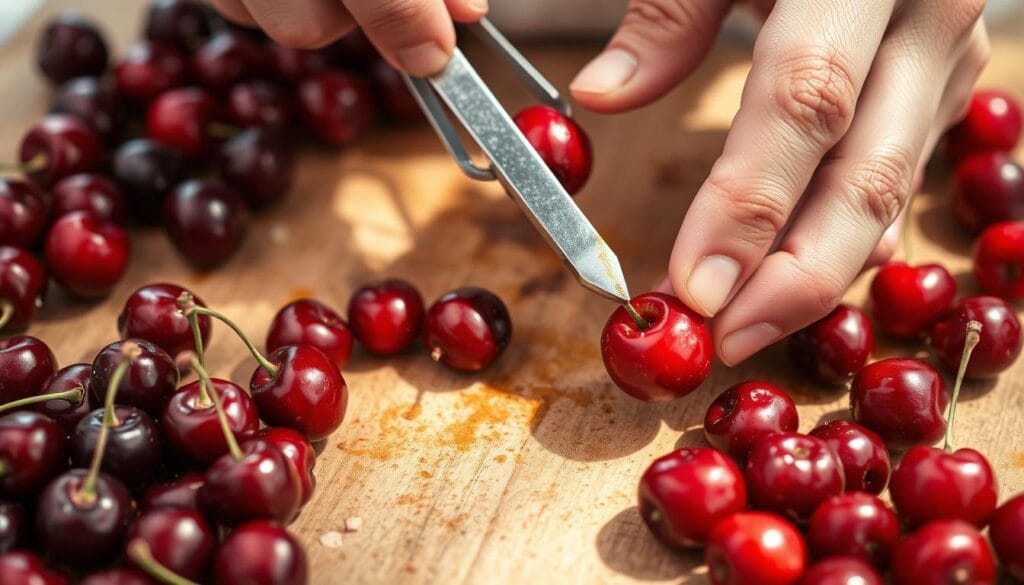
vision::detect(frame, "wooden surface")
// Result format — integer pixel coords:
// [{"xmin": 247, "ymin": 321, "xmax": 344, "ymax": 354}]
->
[{"xmin": 5, "ymin": 3, "xmax": 1024, "ymax": 584}]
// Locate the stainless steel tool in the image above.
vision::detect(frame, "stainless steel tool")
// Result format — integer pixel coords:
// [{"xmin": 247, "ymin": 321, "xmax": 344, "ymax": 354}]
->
[{"xmin": 402, "ymin": 18, "xmax": 631, "ymax": 305}]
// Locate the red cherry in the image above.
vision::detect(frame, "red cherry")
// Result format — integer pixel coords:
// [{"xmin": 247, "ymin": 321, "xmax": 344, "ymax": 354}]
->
[
  {"xmin": 112, "ymin": 138, "xmax": 185, "ymax": 223},
  {"xmin": 115, "ymin": 40, "xmax": 189, "ymax": 104},
  {"xmin": 250, "ymin": 345, "xmax": 348, "ymax": 441},
  {"xmin": 216, "ymin": 128, "xmax": 294, "ymax": 209},
  {"xmin": 850, "ymin": 358, "xmax": 948, "ymax": 449},
  {"xmin": 637, "ymin": 447, "xmax": 746, "ymax": 549},
  {"xmin": 162, "ymin": 378, "xmax": 259, "ymax": 466},
  {"xmin": 265, "ymin": 44, "xmax": 330, "ymax": 85},
  {"xmin": 19, "ymin": 114, "xmax": 105, "ymax": 188},
  {"xmin": 50, "ymin": 77, "xmax": 124, "ymax": 145},
  {"xmin": 973, "ymin": 222, "xmax": 1024, "ymax": 299},
  {"xmin": 745, "ymin": 432, "xmax": 845, "ymax": 522},
  {"xmin": 36, "ymin": 14, "xmax": 108, "ymax": 85},
  {"xmin": 870, "ymin": 262, "xmax": 955, "ymax": 339},
  {"xmin": 71, "ymin": 406, "xmax": 162, "ymax": 491},
  {"xmin": 51, "ymin": 173, "xmax": 128, "ymax": 225},
  {"xmin": 90, "ymin": 339, "xmax": 179, "ymax": 416},
  {"xmin": 890, "ymin": 520, "xmax": 995, "ymax": 585},
  {"xmin": 807, "ymin": 492, "xmax": 899, "ymax": 566},
  {"xmin": 0, "ymin": 180, "xmax": 48, "ymax": 249},
  {"xmin": 945, "ymin": 89, "xmax": 1022, "ymax": 160},
  {"xmin": 0, "ymin": 247, "xmax": 47, "ymax": 332},
  {"xmin": 0, "ymin": 551, "xmax": 69, "ymax": 585},
  {"xmin": 297, "ymin": 71, "xmax": 375, "ymax": 146},
  {"xmin": 118, "ymin": 283, "xmax": 212, "ymax": 360},
  {"xmin": 704, "ymin": 381, "xmax": 798, "ymax": 461},
  {"xmin": 35, "ymin": 364, "xmax": 93, "ymax": 436},
  {"xmin": 601, "ymin": 292, "xmax": 711, "ymax": 402},
  {"xmin": 0, "ymin": 336, "xmax": 58, "ymax": 404},
  {"xmin": 44, "ymin": 211, "xmax": 130, "ymax": 298},
  {"xmin": 192, "ymin": 31, "xmax": 263, "ymax": 91},
  {"xmin": 227, "ymin": 81, "xmax": 293, "ymax": 133},
  {"xmin": 0, "ymin": 411, "xmax": 66, "ymax": 498},
  {"xmin": 80, "ymin": 567, "xmax": 157, "ymax": 585},
  {"xmin": 808, "ymin": 420, "xmax": 891, "ymax": 494},
  {"xmin": 258, "ymin": 426, "xmax": 317, "ymax": 506},
  {"xmin": 989, "ymin": 493, "xmax": 1024, "ymax": 580},
  {"xmin": 953, "ymin": 151, "xmax": 1024, "ymax": 233},
  {"xmin": 368, "ymin": 58, "xmax": 421, "ymax": 122},
  {"xmin": 213, "ymin": 521, "xmax": 307, "ymax": 585},
  {"xmin": 889, "ymin": 446, "xmax": 997, "ymax": 529},
  {"xmin": 423, "ymin": 287, "xmax": 512, "ymax": 372},
  {"xmin": 931, "ymin": 295, "xmax": 1023, "ymax": 379},
  {"xmin": 705, "ymin": 512, "xmax": 806, "ymax": 585},
  {"xmin": 267, "ymin": 299, "xmax": 352, "ymax": 370},
  {"xmin": 0, "ymin": 501, "xmax": 28, "ymax": 553},
  {"xmin": 513, "ymin": 105, "xmax": 593, "ymax": 194},
  {"xmin": 347, "ymin": 278, "xmax": 425, "ymax": 355},
  {"xmin": 797, "ymin": 557, "xmax": 882, "ymax": 585},
  {"xmin": 126, "ymin": 507, "xmax": 217, "ymax": 580},
  {"xmin": 139, "ymin": 472, "xmax": 205, "ymax": 514},
  {"xmin": 146, "ymin": 87, "xmax": 226, "ymax": 158},
  {"xmin": 199, "ymin": 439, "xmax": 302, "ymax": 525},
  {"xmin": 787, "ymin": 304, "xmax": 873, "ymax": 385},
  {"xmin": 144, "ymin": 0, "xmax": 214, "ymax": 52},
  {"xmin": 163, "ymin": 179, "xmax": 249, "ymax": 269}
]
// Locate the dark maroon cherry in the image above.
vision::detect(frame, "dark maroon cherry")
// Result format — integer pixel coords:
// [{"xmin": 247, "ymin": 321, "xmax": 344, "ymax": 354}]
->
[
  {"xmin": 704, "ymin": 381, "xmax": 798, "ymax": 461},
  {"xmin": 0, "ymin": 551, "xmax": 69, "ymax": 585},
  {"xmin": 144, "ymin": 0, "xmax": 214, "ymax": 52},
  {"xmin": 36, "ymin": 14, "xmax": 108, "ymax": 85},
  {"xmin": 35, "ymin": 363, "xmax": 93, "ymax": 436},
  {"xmin": 146, "ymin": 87, "xmax": 226, "ymax": 158},
  {"xmin": 118, "ymin": 283, "xmax": 211, "ymax": 360},
  {"xmin": 115, "ymin": 40, "xmax": 189, "ymax": 104},
  {"xmin": 423, "ymin": 287, "xmax": 512, "ymax": 372},
  {"xmin": 890, "ymin": 446, "xmax": 998, "ymax": 529},
  {"xmin": 227, "ymin": 81, "xmax": 293, "ymax": 133},
  {"xmin": 0, "ymin": 179, "xmax": 48, "ymax": 248},
  {"xmin": 745, "ymin": 432, "xmax": 844, "ymax": 522},
  {"xmin": 0, "ymin": 411, "xmax": 67, "ymax": 499},
  {"xmin": 870, "ymin": 262, "xmax": 956, "ymax": 339},
  {"xmin": 163, "ymin": 179, "xmax": 249, "ymax": 269},
  {"xmin": 368, "ymin": 58, "xmax": 421, "ymax": 122},
  {"xmin": 513, "ymin": 105, "xmax": 592, "ymax": 194},
  {"xmin": 889, "ymin": 520, "xmax": 996, "ymax": 585},
  {"xmin": 807, "ymin": 492, "xmax": 900, "ymax": 566},
  {"xmin": 0, "ymin": 247, "xmax": 47, "ymax": 332},
  {"xmin": 19, "ymin": 114, "xmax": 105, "ymax": 188},
  {"xmin": 297, "ymin": 71, "xmax": 375, "ymax": 146},
  {"xmin": 637, "ymin": 447, "xmax": 746, "ymax": 549},
  {"xmin": 213, "ymin": 521, "xmax": 308, "ymax": 585},
  {"xmin": 704, "ymin": 512, "xmax": 807, "ymax": 585},
  {"xmin": 216, "ymin": 128, "xmax": 293, "ymax": 209},
  {"xmin": 50, "ymin": 77, "xmax": 124, "ymax": 143},
  {"xmin": 71, "ymin": 406, "xmax": 162, "ymax": 491},
  {"xmin": 953, "ymin": 151, "xmax": 1024, "ymax": 233},
  {"xmin": 44, "ymin": 211, "xmax": 130, "ymax": 298},
  {"xmin": 0, "ymin": 336, "xmax": 57, "ymax": 404},
  {"xmin": 326, "ymin": 28, "xmax": 377, "ymax": 69},
  {"xmin": 199, "ymin": 439, "xmax": 302, "ymax": 525},
  {"xmin": 51, "ymin": 173, "xmax": 128, "ymax": 224},
  {"xmin": 946, "ymin": 89, "xmax": 1023, "ymax": 160},
  {"xmin": 80, "ymin": 567, "xmax": 157, "ymax": 585},
  {"xmin": 808, "ymin": 420, "xmax": 891, "ymax": 494},
  {"xmin": 931, "ymin": 295, "xmax": 1022, "ymax": 379},
  {"xmin": 162, "ymin": 378, "xmax": 259, "ymax": 466},
  {"xmin": 140, "ymin": 472, "xmax": 205, "ymax": 514},
  {"xmin": 267, "ymin": 298, "xmax": 353, "ymax": 369},
  {"xmin": 850, "ymin": 358, "xmax": 949, "ymax": 449},
  {"xmin": 112, "ymin": 138, "xmax": 185, "ymax": 223},
  {"xmin": 347, "ymin": 278, "xmax": 425, "ymax": 355},
  {"xmin": 192, "ymin": 31, "xmax": 263, "ymax": 91},
  {"xmin": 126, "ymin": 507, "xmax": 216, "ymax": 581},
  {"xmin": 265, "ymin": 44, "xmax": 330, "ymax": 85},
  {"xmin": 990, "ymin": 493, "xmax": 1024, "ymax": 580},
  {"xmin": 250, "ymin": 345, "xmax": 347, "ymax": 441},
  {"xmin": 788, "ymin": 304, "xmax": 873, "ymax": 385},
  {"xmin": 797, "ymin": 558, "xmax": 882, "ymax": 585},
  {"xmin": 90, "ymin": 339, "xmax": 178, "ymax": 416},
  {"xmin": 258, "ymin": 427, "xmax": 316, "ymax": 507},
  {"xmin": 0, "ymin": 501, "xmax": 27, "ymax": 553}
]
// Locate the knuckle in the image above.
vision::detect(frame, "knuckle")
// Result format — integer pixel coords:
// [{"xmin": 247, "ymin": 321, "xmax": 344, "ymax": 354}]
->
[
  {"xmin": 846, "ymin": 147, "xmax": 914, "ymax": 228},
  {"xmin": 708, "ymin": 175, "xmax": 791, "ymax": 249},
  {"xmin": 362, "ymin": 0, "xmax": 432, "ymax": 38},
  {"xmin": 950, "ymin": 0, "xmax": 987, "ymax": 29},
  {"xmin": 622, "ymin": 0, "xmax": 710, "ymax": 41},
  {"xmin": 772, "ymin": 49, "xmax": 858, "ymax": 145},
  {"xmin": 791, "ymin": 257, "xmax": 846, "ymax": 316}
]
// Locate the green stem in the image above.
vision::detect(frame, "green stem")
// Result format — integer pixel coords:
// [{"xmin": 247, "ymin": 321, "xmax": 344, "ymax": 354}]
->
[
  {"xmin": 943, "ymin": 320, "xmax": 982, "ymax": 453},
  {"xmin": 185, "ymin": 309, "xmax": 212, "ymax": 408},
  {"xmin": 0, "ymin": 299, "xmax": 13, "ymax": 331},
  {"xmin": 623, "ymin": 301, "xmax": 650, "ymax": 330},
  {"xmin": 188, "ymin": 306, "xmax": 279, "ymax": 377},
  {"xmin": 0, "ymin": 152, "xmax": 48, "ymax": 176},
  {"xmin": 208, "ymin": 121, "xmax": 240, "ymax": 140},
  {"xmin": 191, "ymin": 356, "xmax": 242, "ymax": 461},
  {"xmin": 0, "ymin": 387, "xmax": 83, "ymax": 414},
  {"xmin": 128, "ymin": 540, "xmax": 201, "ymax": 585}
]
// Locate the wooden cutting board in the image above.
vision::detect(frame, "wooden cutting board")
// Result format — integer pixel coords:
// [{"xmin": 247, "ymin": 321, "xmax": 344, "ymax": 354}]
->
[{"xmin": 4, "ymin": 2, "xmax": 1024, "ymax": 583}]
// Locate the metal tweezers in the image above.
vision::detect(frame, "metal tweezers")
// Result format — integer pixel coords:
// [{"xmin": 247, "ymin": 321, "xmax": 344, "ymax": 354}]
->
[{"xmin": 402, "ymin": 18, "xmax": 631, "ymax": 305}]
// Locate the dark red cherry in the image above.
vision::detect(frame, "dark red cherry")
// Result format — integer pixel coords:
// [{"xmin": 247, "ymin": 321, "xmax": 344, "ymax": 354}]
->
[
  {"xmin": 945, "ymin": 89, "xmax": 1022, "ymax": 160},
  {"xmin": 797, "ymin": 558, "xmax": 882, "ymax": 585},
  {"xmin": 19, "ymin": 114, "xmax": 105, "ymax": 188},
  {"xmin": 637, "ymin": 447, "xmax": 746, "ymax": 549},
  {"xmin": 0, "ymin": 551, "xmax": 69, "ymax": 585},
  {"xmin": 850, "ymin": 358, "xmax": 948, "ymax": 449},
  {"xmin": 974, "ymin": 222, "xmax": 1024, "ymax": 300},
  {"xmin": 258, "ymin": 427, "xmax": 316, "ymax": 506},
  {"xmin": 990, "ymin": 493, "xmax": 1024, "ymax": 580},
  {"xmin": 80, "ymin": 567, "xmax": 157, "ymax": 585},
  {"xmin": 0, "ymin": 180, "xmax": 48, "ymax": 249},
  {"xmin": 250, "ymin": 344, "xmax": 348, "ymax": 441},
  {"xmin": 745, "ymin": 432, "xmax": 844, "ymax": 523},
  {"xmin": 115, "ymin": 40, "xmax": 189, "ymax": 104},
  {"xmin": 368, "ymin": 58, "xmax": 421, "ymax": 122},
  {"xmin": 35, "ymin": 363, "xmax": 93, "ymax": 436},
  {"xmin": 601, "ymin": 292, "xmax": 711, "ymax": 402},
  {"xmin": 140, "ymin": 472, "xmax": 205, "ymax": 514},
  {"xmin": 808, "ymin": 420, "xmax": 890, "ymax": 494},
  {"xmin": 192, "ymin": 32, "xmax": 263, "ymax": 91},
  {"xmin": 50, "ymin": 77, "xmax": 124, "ymax": 143},
  {"xmin": 112, "ymin": 138, "xmax": 185, "ymax": 223},
  {"xmin": 513, "ymin": 105, "xmax": 592, "ymax": 194},
  {"xmin": 267, "ymin": 299, "xmax": 353, "ymax": 369},
  {"xmin": 326, "ymin": 29, "xmax": 377, "ymax": 69},
  {"xmin": 953, "ymin": 151, "xmax": 1024, "ymax": 233},
  {"xmin": 704, "ymin": 512, "xmax": 806, "ymax": 585},
  {"xmin": 163, "ymin": 179, "xmax": 249, "ymax": 269},
  {"xmin": 0, "ymin": 411, "xmax": 66, "ymax": 498},
  {"xmin": 296, "ymin": 71, "xmax": 375, "ymax": 146},
  {"xmin": 265, "ymin": 44, "xmax": 330, "ymax": 85},
  {"xmin": 162, "ymin": 378, "xmax": 259, "ymax": 466},
  {"xmin": 931, "ymin": 295, "xmax": 1023, "ymax": 379},
  {"xmin": 216, "ymin": 128, "xmax": 293, "ymax": 209},
  {"xmin": 807, "ymin": 492, "xmax": 899, "ymax": 566},
  {"xmin": 44, "ymin": 212, "xmax": 129, "ymax": 298},
  {"xmin": 870, "ymin": 262, "xmax": 956, "ymax": 339},
  {"xmin": 227, "ymin": 80, "xmax": 293, "ymax": 133},
  {"xmin": 90, "ymin": 339, "xmax": 178, "ymax": 416},
  {"xmin": 36, "ymin": 14, "xmax": 108, "ymax": 85},
  {"xmin": 703, "ymin": 381, "xmax": 798, "ymax": 461},
  {"xmin": 889, "ymin": 446, "xmax": 998, "ymax": 529},
  {"xmin": 198, "ymin": 439, "xmax": 301, "ymax": 525},
  {"xmin": 51, "ymin": 173, "xmax": 128, "ymax": 224},
  {"xmin": 71, "ymin": 406, "xmax": 162, "ymax": 491},
  {"xmin": 126, "ymin": 507, "xmax": 216, "ymax": 580},
  {"xmin": 347, "ymin": 278, "xmax": 425, "ymax": 355},
  {"xmin": 788, "ymin": 304, "xmax": 873, "ymax": 385},
  {"xmin": 889, "ymin": 520, "xmax": 995, "ymax": 585},
  {"xmin": 0, "ymin": 501, "xmax": 27, "ymax": 553},
  {"xmin": 0, "ymin": 247, "xmax": 47, "ymax": 332},
  {"xmin": 0, "ymin": 336, "xmax": 57, "ymax": 404},
  {"xmin": 144, "ymin": 0, "xmax": 214, "ymax": 52},
  {"xmin": 213, "ymin": 521, "xmax": 307, "ymax": 585},
  {"xmin": 118, "ymin": 283, "xmax": 212, "ymax": 360},
  {"xmin": 424, "ymin": 287, "xmax": 512, "ymax": 373},
  {"xmin": 146, "ymin": 87, "xmax": 226, "ymax": 158}
]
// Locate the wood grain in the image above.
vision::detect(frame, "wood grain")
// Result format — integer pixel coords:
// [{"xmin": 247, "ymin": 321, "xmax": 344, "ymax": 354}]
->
[{"xmin": 4, "ymin": 2, "xmax": 1024, "ymax": 583}]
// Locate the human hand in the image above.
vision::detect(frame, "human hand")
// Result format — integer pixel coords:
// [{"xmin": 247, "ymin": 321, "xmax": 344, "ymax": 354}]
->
[{"xmin": 571, "ymin": 0, "xmax": 989, "ymax": 365}]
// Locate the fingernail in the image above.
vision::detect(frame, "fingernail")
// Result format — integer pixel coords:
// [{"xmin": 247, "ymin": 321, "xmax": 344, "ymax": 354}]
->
[
  {"xmin": 570, "ymin": 48, "xmax": 638, "ymax": 95},
  {"xmin": 396, "ymin": 42, "xmax": 450, "ymax": 77},
  {"xmin": 467, "ymin": 0, "xmax": 488, "ymax": 14},
  {"xmin": 720, "ymin": 323, "xmax": 782, "ymax": 366},
  {"xmin": 686, "ymin": 255, "xmax": 741, "ymax": 317}
]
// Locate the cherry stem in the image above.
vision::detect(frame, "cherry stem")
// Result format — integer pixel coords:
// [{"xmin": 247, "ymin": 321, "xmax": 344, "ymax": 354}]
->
[
  {"xmin": 208, "ymin": 121, "xmax": 240, "ymax": 140},
  {"xmin": 128, "ymin": 539, "xmax": 200, "ymax": 585},
  {"xmin": 943, "ymin": 320, "xmax": 982, "ymax": 453},
  {"xmin": 0, "ymin": 152, "xmax": 48, "ymax": 176},
  {"xmin": 0, "ymin": 299, "xmax": 13, "ymax": 331},
  {"xmin": 0, "ymin": 387, "xmax": 83, "ymax": 414},
  {"xmin": 186, "ymin": 305, "xmax": 279, "ymax": 377},
  {"xmin": 180, "ymin": 295, "xmax": 211, "ymax": 408},
  {"xmin": 190, "ymin": 356, "xmax": 242, "ymax": 461},
  {"xmin": 623, "ymin": 302, "xmax": 650, "ymax": 330}
]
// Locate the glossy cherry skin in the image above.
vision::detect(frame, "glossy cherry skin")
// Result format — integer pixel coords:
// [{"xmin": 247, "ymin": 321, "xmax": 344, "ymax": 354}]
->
[
  {"xmin": 199, "ymin": 439, "xmax": 302, "ymax": 525},
  {"xmin": 90, "ymin": 339, "xmax": 179, "ymax": 416},
  {"xmin": 80, "ymin": 567, "xmax": 158, "ymax": 585},
  {"xmin": 889, "ymin": 520, "xmax": 995, "ymax": 585},
  {"xmin": 163, "ymin": 179, "xmax": 249, "ymax": 269},
  {"xmin": 953, "ymin": 151, "xmax": 1024, "ymax": 233},
  {"xmin": 797, "ymin": 558, "xmax": 882, "ymax": 585},
  {"xmin": 250, "ymin": 344, "xmax": 348, "ymax": 441},
  {"xmin": 945, "ymin": 89, "xmax": 1023, "ymax": 160},
  {"xmin": 850, "ymin": 358, "xmax": 948, "ymax": 449},
  {"xmin": 44, "ymin": 212, "xmax": 130, "ymax": 298},
  {"xmin": 347, "ymin": 278, "xmax": 425, "ymax": 355},
  {"xmin": 0, "ymin": 180, "xmax": 48, "ymax": 249},
  {"xmin": 51, "ymin": 173, "xmax": 128, "ymax": 225},
  {"xmin": 704, "ymin": 512, "xmax": 806, "ymax": 585},
  {"xmin": 192, "ymin": 31, "xmax": 263, "ymax": 91},
  {"xmin": 788, "ymin": 304, "xmax": 873, "ymax": 385},
  {"xmin": 974, "ymin": 222, "xmax": 1024, "ymax": 300},
  {"xmin": 297, "ymin": 71, "xmax": 375, "ymax": 146},
  {"xmin": 423, "ymin": 287, "xmax": 512, "ymax": 372},
  {"xmin": 704, "ymin": 381, "xmax": 798, "ymax": 461},
  {"xmin": 0, "ymin": 336, "xmax": 58, "ymax": 403},
  {"xmin": 144, "ymin": 0, "xmax": 214, "ymax": 52},
  {"xmin": 140, "ymin": 472, "xmax": 205, "ymax": 514},
  {"xmin": 126, "ymin": 507, "xmax": 217, "ymax": 580},
  {"xmin": 71, "ymin": 406, "xmax": 162, "ymax": 492},
  {"xmin": 112, "ymin": 138, "xmax": 185, "ymax": 223},
  {"xmin": 931, "ymin": 295, "xmax": 1023, "ymax": 379},
  {"xmin": 267, "ymin": 299, "xmax": 353, "ymax": 369},
  {"xmin": 0, "ymin": 247, "xmax": 47, "ymax": 331},
  {"xmin": 36, "ymin": 14, "xmax": 108, "ymax": 84},
  {"xmin": 870, "ymin": 262, "xmax": 956, "ymax": 339},
  {"xmin": 213, "ymin": 521, "xmax": 308, "ymax": 585},
  {"xmin": 50, "ymin": 77, "xmax": 124, "ymax": 144},
  {"xmin": 36, "ymin": 470, "xmax": 134, "ymax": 570},
  {"xmin": 266, "ymin": 44, "xmax": 330, "ymax": 85},
  {"xmin": 19, "ymin": 114, "xmax": 105, "ymax": 188},
  {"xmin": 807, "ymin": 492, "xmax": 899, "ymax": 566},
  {"xmin": 162, "ymin": 378, "xmax": 260, "ymax": 466},
  {"xmin": 368, "ymin": 59, "xmax": 421, "ymax": 122},
  {"xmin": 115, "ymin": 40, "xmax": 189, "ymax": 104},
  {"xmin": 35, "ymin": 363, "xmax": 94, "ymax": 436},
  {"xmin": 989, "ymin": 493, "xmax": 1024, "ymax": 580},
  {"xmin": 745, "ymin": 432, "xmax": 845, "ymax": 523},
  {"xmin": 0, "ymin": 412, "xmax": 66, "ymax": 498},
  {"xmin": 513, "ymin": 105, "xmax": 593, "ymax": 194},
  {"xmin": 637, "ymin": 447, "xmax": 746, "ymax": 549},
  {"xmin": 146, "ymin": 87, "xmax": 225, "ymax": 158},
  {"xmin": 118, "ymin": 283, "xmax": 212, "ymax": 360},
  {"xmin": 0, "ymin": 501, "xmax": 27, "ymax": 552},
  {"xmin": 258, "ymin": 427, "xmax": 316, "ymax": 506},
  {"xmin": 0, "ymin": 551, "xmax": 69, "ymax": 585},
  {"xmin": 216, "ymin": 128, "xmax": 294, "ymax": 209},
  {"xmin": 808, "ymin": 420, "xmax": 890, "ymax": 494},
  {"xmin": 889, "ymin": 446, "xmax": 997, "ymax": 529},
  {"xmin": 227, "ymin": 80, "xmax": 293, "ymax": 133}
]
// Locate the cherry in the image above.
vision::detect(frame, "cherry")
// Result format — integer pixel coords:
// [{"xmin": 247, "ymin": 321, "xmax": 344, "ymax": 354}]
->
[
  {"xmin": 423, "ymin": 287, "xmax": 512, "ymax": 373},
  {"xmin": 931, "ymin": 295, "xmax": 1022, "ymax": 379},
  {"xmin": 115, "ymin": 40, "xmax": 189, "ymax": 104},
  {"xmin": 19, "ymin": 114, "xmax": 105, "ymax": 188},
  {"xmin": 250, "ymin": 345, "xmax": 347, "ymax": 441},
  {"xmin": 0, "ymin": 246, "xmax": 47, "ymax": 332},
  {"xmin": 637, "ymin": 447, "xmax": 746, "ymax": 549},
  {"xmin": 162, "ymin": 378, "xmax": 259, "ymax": 466},
  {"xmin": 0, "ymin": 551, "xmax": 69, "ymax": 585},
  {"xmin": 788, "ymin": 304, "xmax": 873, "ymax": 385},
  {"xmin": 216, "ymin": 128, "xmax": 294, "ymax": 209},
  {"xmin": 513, "ymin": 105, "xmax": 592, "ymax": 195},
  {"xmin": 0, "ymin": 501, "xmax": 27, "ymax": 553},
  {"xmin": 327, "ymin": 28, "xmax": 378, "ymax": 69},
  {"xmin": 50, "ymin": 77, "xmax": 124, "ymax": 143},
  {"xmin": 703, "ymin": 381, "xmax": 798, "ymax": 461},
  {"xmin": 213, "ymin": 521, "xmax": 308, "ymax": 585},
  {"xmin": 126, "ymin": 507, "xmax": 216, "ymax": 581},
  {"xmin": 347, "ymin": 278, "xmax": 425, "ymax": 355},
  {"xmin": 44, "ymin": 211, "xmax": 130, "ymax": 298},
  {"xmin": 227, "ymin": 81, "xmax": 294, "ymax": 133},
  {"xmin": 266, "ymin": 44, "xmax": 330, "ymax": 85},
  {"xmin": 90, "ymin": 339, "xmax": 179, "ymax": 416},
  {"xmin": 34, "ymin": 363, "xmax": 93, "ymax": 436},
  {"xmin": 71, "ymin": 405, "xmax": 162, "ymax": 491},
  {"xmin": 258, "ymin": 427, "xmax": 317, "ymax": 506},
  {"xmin": 807, "ymin": 492, "xmax": 899, "ymax": 566},
  {"xmin": 267, "ymin": 298, "xmax": 353, "ymax": 369},
  {"xmin": 704, "ymin": 512, "xmax": 806, "ymax": 585},
  {"xmin": 869, "ymin": 262, "xmax": 956, "ymax": 339},
  {"xmin": 889, "ymin": 520, "xmax": 995, "ymax": 585},
  {"xmin": 199, "ymin": 439, "xmax": 301, "ymax": 525},
  {"xmin": 146, "ymin": 87, "xmax": 226, "ymax": 158},
  {"xmin": 36, "ymin": 14, "xmax": 108, "ymax": 85},
  {"xmin": 140, "ymin": 472, "xmax": 205, "ymax": 514},
  {"xmin": 144, "ymin": 0, "xmax": 214, "ymax": 52},
  {"xmin": 601, "ymin": 292, "xmax": 711, "ymax": 402},
  {"xmin": 890, "ymin": 446, "xmax": 997, "ymax": 529},
  {"xmin": 953, "ymin": 151, "xmax": 1024, "ymax": 233},
  {"xmin": 973, "ymin": 222, "xmax": 1024, "ymax": 300},
  {"xmin": 0, "ymin": 180, "xmax": 47, "ymax": 249},
  {"xmin": 808, "ymin": 420, "xmax": 890, "ymax": 494},
  {"xmin": 850, "ymin": 358, "xmax": 948, "ymax": 449},
  {"xmin": 296, "ymin": 71, "xmax": 375, "ymax": 146},
  {"xmin": 797, "ymin": 558, "xmax": 882, "ymax": 585},
  {"xmin": 945, "ymin": 89, "xmax": 1023, "ymax": 160},
  {"xmin": 80, "ymin": 567, "xmax": 158, "ymax": 585},
  {"xmin": 0, "ymin": 411, "xmax": 66, "ymax": 499},
  {"xmin": 118, "ymin": 283, "xmax": 212, "ymax": 360},
  {"xmin": 989, "ymin": 493, "xmax": 1024, "ymax": 580},
  {"xmin": 745, "ymin": 432, "xmax": 844, "ymax": 523},
  {"xmin": 163, "ymin": 179, "xmax": 249, "ymax": 269},
  {"xmin": 192, "ymin": 31, "xmax": 263, "ymax": 91},
  {"xmin": 112, "ymin": 138, "xmax": 185, "ymax": 223},
  {"xmin": 51, "ymin": 173, "xmax": 128, "ymax": 225},
  {"xmin": 368, "ymin": 58, "xmax": 421, "ymax": 122},
  {"xmin": 0, "ymin": 336, "xmax": 57, "ymax": 404}
]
